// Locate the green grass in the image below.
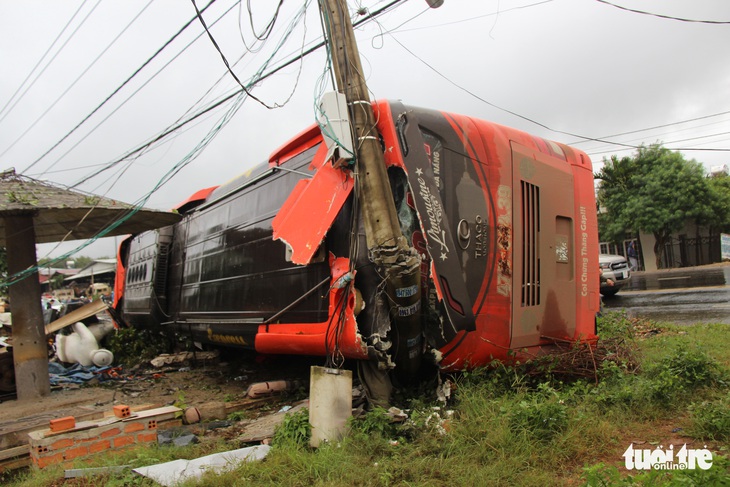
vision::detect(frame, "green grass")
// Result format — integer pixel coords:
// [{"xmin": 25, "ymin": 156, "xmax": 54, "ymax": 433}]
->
[{"xmin": 4, "ymin": 312, "xmax": 730, "ymax": 487}]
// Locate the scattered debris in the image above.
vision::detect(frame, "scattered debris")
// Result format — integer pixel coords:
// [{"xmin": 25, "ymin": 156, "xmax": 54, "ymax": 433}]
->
[
  {"xmin": 245, "ymin": 379, "xmax": 303, "ymax": 398},
  {"xmin": 55, "ymin": 322, "xmax": 114, "ymax": 367},
  {"xmin": 133, "ymin": 445, "xmax": 270, "ymax": 486},
  {"xmin": 386, "ymin": 407, "xmax": 408, "ymax": 423},
  {"xmin": 238, "ymin": 401, "xmax": 308, "ymax": 443},
  {"xmin": 47, "ymin": 362, "xmax": 121, "ymax": 386},
  {"xmin": 157, "ymin": 431, "xmax": 199, "ymax": 448},
  {"xmin": 183, "ymin": 407, "xmax": 201, "ymax": 425},
  {"xmin": 150, "ymin": 351, "xmax": 219, "ymax": 368},
  {"xmin": 424, "ymin": 407, "xmax": 454, "ymax": 436}
]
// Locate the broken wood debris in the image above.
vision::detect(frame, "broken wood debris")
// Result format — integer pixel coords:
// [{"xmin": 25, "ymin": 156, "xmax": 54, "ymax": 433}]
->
[{"xmin": 150, "ymin": 351, "xmax": 219, "ymax": 368}]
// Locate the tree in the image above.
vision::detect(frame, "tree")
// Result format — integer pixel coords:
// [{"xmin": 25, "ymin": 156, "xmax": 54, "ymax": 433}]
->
[
  {"xmin": 597, "ymin": 144, "xmax": 714, "ymax": 269},
  {"xmin": 706, "ymin": 173, "xmax": 730, "ymax": 234}
]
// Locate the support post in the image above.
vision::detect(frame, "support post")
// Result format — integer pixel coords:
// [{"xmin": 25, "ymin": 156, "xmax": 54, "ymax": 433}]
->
[
  {"xmin": 5, "ymin": 214, "xmax": 50, "ymax": 400},
  {"xmin": 319, "ymin": 0, "xmax": 423, "ymax": 384}
]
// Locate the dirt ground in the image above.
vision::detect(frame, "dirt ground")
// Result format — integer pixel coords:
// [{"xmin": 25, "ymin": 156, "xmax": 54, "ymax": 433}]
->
[{"xmin": 0, "ymin": 349, "xmax": 319, "ymax": 427}]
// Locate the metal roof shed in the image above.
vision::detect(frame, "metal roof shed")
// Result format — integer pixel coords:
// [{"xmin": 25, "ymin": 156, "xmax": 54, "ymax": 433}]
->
[{"xmin": 0, "ymin": 169, "xmax": 180, "ymax": 401}]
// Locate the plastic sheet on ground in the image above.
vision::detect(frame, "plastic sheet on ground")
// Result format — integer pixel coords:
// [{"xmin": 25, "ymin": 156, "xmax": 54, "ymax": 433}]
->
[
  {"xmin": 48, "ymin": 362, "xmax": 121, "ymax": 385},
  {"xmin": 133, "ymin": 445, "xmax": 270, "ymax": 486}
]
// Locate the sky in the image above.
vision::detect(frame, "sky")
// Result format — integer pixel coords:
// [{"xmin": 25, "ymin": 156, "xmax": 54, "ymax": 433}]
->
[{"xmin": 1, "ymin": 0, "xmax": 729, "ymax": 261}]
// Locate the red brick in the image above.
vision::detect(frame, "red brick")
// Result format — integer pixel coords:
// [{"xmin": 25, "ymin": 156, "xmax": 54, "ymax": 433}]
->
[
  {"xmin": 63, "ymin": 445, "xmax": 89, "ymax": 460},
  {"xmin": 89, "ymin": 440, "xmax": 111, "ymax": 454},
  {"xmin": 113, "ymin": 405, "xmax": 131, "ymax": 418},
  {"xmin": 51, "ymin": 438, "xmax": 74, "ymax": 450},
  {"xmin": 100, "ymin": 427, "xmax": 122, "ymax": 438},
  {"xmin": 49, "ymin": 416, "xmax": 75, "ymax": 432},
  {"xmin": 124, "ymin": 422, "xmax": 145, "ymax": 433},
  {"xmin": 113, "ymin": 435, "xmax": 135, "ymax": 448},
  {"xmin": 148, "ymin": 420, "xmax": 158, "ymax": 429},
  {"xmin": 36, "ymin": 453, "xmax": 64, "ymax": 469},
  {"xmin": 137, "ymin": 432, "xmax": 158, "ymax": 443}
]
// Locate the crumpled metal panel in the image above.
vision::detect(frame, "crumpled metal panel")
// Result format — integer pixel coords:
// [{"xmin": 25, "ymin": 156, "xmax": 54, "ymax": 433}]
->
[{"xmin": 272, "ymin": 144, "xmax": 354, "ymax": 265}]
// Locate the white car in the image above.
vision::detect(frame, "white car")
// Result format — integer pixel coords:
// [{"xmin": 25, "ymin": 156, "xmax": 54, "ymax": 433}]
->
[{"xmin": 599, "ymin": 254, "xmax": 631, "ymax": 296}]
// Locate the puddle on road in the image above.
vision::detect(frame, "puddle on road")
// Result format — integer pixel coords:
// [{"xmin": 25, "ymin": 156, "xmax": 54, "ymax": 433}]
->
[{"xmin": 627, "ymin": 266, "xmax": 730, "ymax": 291}]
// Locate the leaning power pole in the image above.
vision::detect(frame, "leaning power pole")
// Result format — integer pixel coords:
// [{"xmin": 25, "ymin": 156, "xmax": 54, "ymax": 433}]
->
[{"xmin": 318, "ymin": 0, "xmax": 423, "ymax": 383}]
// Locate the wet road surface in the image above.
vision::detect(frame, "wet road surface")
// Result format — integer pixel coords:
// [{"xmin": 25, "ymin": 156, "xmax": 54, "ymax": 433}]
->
[
  {"xmin": 626, "ymin": 265, "xmax": 730, "ymax": 292},
  {"xmin": 603, "ymin": 265, "xmax": 730, "ymax": 325}
]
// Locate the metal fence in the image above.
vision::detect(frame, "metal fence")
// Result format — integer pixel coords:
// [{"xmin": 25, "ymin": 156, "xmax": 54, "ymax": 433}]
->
[{"xmin": 662, "ymin": 234, "xmax": 722, "ymax": 268}]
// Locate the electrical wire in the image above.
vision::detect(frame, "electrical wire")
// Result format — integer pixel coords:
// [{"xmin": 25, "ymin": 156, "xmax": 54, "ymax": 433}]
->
[
  {"xmin": 383, "ymin": 30, "xmax": 730, "ymax": 153},
  {"xmin": 191, "ymin": 0, "xmax": 280, "ymax": 109},
  {"xmin": 76, "ymin": 0, "xmax": 312, "ymax": 193},
  {"xmin": 579, "ymin": 118, "xmax": 730, "ymax": 156},
  {"xmin": 388, "ymin": 0, "xmax": 554, "ymax": 34},
  {"xmin": 0, "ymin": 0, "xmax": 155, "ymax": 161},
  {"xmin": 20, "ymin": 0, "xmax": 219, "ymax": 175},
  {"xmin": 38, "ymin": 0, "xmax": 242, "ymax": 182},
  {"xmin": 595, "ymin": 0, "xmax": 730, "ymax": 25},
  {"xmin": 246, "ymin": 0, "xmax": 284, "ymax": 41},
  {"xmin": 0, "ymin": 0, "xmax": 93, "ymax": 122},
  {"xmin": 4, "ymin": 0, "xmax": 405, "ymax": 284},
  {"xmin": 66, "ymin": 0, "xmax": 401, "ymax": 191},
  {"xmin": 20, "ymin": 0, "xmax": 402, "ymax": 184},
  {"xmin": 568, "ymin": 110, "xmax": 730, "ymax": 147}
]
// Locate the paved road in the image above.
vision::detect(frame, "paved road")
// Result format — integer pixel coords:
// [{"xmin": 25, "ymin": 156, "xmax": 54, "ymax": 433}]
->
[
  {"xmin": 603, "ymin": 286, "xmax": 730, "ymax": 325},
  {"xmin": 604, "ymin": 262, "xmax": 730, "ymax": 325}
]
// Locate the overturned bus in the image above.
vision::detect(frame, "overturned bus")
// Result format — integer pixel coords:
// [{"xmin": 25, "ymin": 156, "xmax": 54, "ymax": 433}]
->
[{"xmin": 113, "ymin": 100, "xmax": 600, "ymax": 383}]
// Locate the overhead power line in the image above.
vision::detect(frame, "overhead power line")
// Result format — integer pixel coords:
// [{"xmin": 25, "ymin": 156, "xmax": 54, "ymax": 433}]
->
[
  {"xmin": 568, "ymin": 110, "xmax": 730, "ymax": 146},
  {"xmin": 72, "ymin": 0, "xmax": 319, "ymax": 190},
  {"xmin": 37, "ymin": 0, "xmax": 242, "ymax": 180},
  {"xmin": 383, "ymin": 31, "xmax": 730, "ymax": 153},
  {"xmin": 20, "ymin": 0, "xmax": 219, "ymax": 175},
  {"xmin": 0, "ymin": 0, "xmax": 155, "ymax": 161},
  {"xmin": 0, "ymin": 0, "xmax": 102, "ymax": 125},
  {"xmin": 35, "ymin": 0, "xmax": 403, "ymax": 189},
  {"xmin": 595, "ymin": 0, "xmax": 730, "ymax": 25},
  {"xmin": 191, "ymin": 0, "xmax": 279, "ymax": 109}
]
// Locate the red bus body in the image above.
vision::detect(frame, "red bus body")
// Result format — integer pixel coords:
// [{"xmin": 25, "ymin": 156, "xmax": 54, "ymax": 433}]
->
[{"xmin": 115, "ymin": 101, "xmax": 600, "ymax": 377}]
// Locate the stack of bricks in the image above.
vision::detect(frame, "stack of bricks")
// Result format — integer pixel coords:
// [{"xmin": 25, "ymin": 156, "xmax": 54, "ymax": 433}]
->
[{"xmin": 28, "ymin": 405, "xmax": 180, "ymax": 469}]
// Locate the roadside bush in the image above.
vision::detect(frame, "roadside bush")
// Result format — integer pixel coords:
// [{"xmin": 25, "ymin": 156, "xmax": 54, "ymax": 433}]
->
[
  {"xmin": 349, "ymin": 407, "xmax": 398, "ymax": 438},
  {"xmin": 644, "ymin": 346, "xmax": 724, "ymax": 403},
  {"xmin": 272, "ymin": 409, "xmax": 311, "ymax": 447},
  {"xmin": 689, "ymin": 392, "xmax": 730, "ymax": 441},
  {"xmin": 106, "ymin": 326, "xmax": 172, "ymax": 367},
  {"xmin": 507, "ymin": 384, "xmax": 568, "ymax": 442},
  {"xmin": 596, "ymin": 311, "xmax": 638, "ymax": 341}
]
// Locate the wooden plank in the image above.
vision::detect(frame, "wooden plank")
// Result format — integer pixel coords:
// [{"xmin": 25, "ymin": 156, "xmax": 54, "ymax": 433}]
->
[
  {"xmin": 44, "ymin": 300, "xmax": 109, "ymax": 335},
  {"xmin": 0, "ymin": 406, "xmax": 104, "ymax": 450},
  {"xmin": 224, "ymin": 397, "xmax": 274, "ymax": 414},
  {"xmin": 0, "ymin": 455, "xmax": 31, "ymax": 472},
  {"xmin": 122, "ymin": 406, "xmax": 180, "ymax": 421},
  {"xmin": 237, "ymin": 402, "xmax": 307, "ymax": 443},
  {"xmin": 0, "ymin": 445, "xmax": 28, "ymax": 462}
]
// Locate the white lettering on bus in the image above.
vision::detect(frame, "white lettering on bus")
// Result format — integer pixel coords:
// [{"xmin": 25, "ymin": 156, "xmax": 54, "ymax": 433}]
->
[{"xmin": 579, "ymin": 206, "xmax": 589, "ymax": 297}]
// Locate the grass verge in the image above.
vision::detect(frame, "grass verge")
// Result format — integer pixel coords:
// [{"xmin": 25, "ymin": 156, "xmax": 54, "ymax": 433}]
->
[{"xmin": 4, "ymin": 312, "xmax": 730, "ymax": 486}]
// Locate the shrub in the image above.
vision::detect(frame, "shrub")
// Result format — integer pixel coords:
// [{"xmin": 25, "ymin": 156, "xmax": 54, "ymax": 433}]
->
[
  {"xmin": 349, "ymin": 407, "xmax": 398, "ymax": 438},
  {"xmin": 689, "ymin": 393, "xmax": 730, "ymax": 441},
  {"xmin": 105, "ymin": 326, "xmax": 172, "ymax": 367},
  {"xmin": 507, "ymin": 384, "xmax": 568, "ymax": 442},
  {"xmin": 273, "ymin": 408, "xmax": 311, "ymax": 447},
  {"xmin": 645, "ymin": 346, "xmax": 723, "ymax": 402}
]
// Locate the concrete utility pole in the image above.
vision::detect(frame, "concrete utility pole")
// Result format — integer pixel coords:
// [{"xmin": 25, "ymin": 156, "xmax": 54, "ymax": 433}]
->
[
  {"xmin": 318, "ymin": 0, "xmax": 422, "ymax": 382},
  {"xmin": 6, "ymin": 214, "xmax": 51, "ymax": 400}
]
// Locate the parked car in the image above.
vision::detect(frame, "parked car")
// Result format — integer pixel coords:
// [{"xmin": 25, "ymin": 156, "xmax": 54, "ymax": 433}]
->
[{"xmin": 599, "ymin": 254, "xmax": 631, "ymax": 296}]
